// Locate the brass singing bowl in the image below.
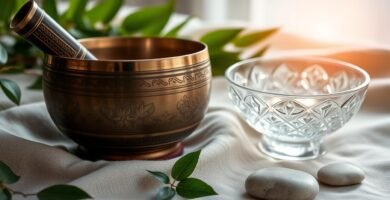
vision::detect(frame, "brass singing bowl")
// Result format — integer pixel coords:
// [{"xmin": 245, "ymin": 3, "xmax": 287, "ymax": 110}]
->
[{"xmin": 43, "ymin": 37, "xmax": 211, "ymax": 160}]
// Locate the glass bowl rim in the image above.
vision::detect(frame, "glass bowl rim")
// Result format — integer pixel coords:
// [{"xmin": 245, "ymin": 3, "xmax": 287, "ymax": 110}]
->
[{"xmin": 225, "ymin": 56, "xmax": 370, "ymax": 98}]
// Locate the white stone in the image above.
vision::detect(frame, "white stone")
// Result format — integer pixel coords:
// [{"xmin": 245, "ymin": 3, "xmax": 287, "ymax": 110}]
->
[
  {"xmin": 317, "ymin": 162, "xmax": 365, "ymax": 186},
  {"xmin": 245, "ymin": 167, "xmax": 319, "ymax": 200}
]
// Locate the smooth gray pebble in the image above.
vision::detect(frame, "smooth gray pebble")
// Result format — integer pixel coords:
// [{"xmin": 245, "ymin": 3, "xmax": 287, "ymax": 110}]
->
[
  {"xmin": 245, "ymin": 167, "xmax": 319, "ymax": 200},
  {"xmin": 317, "ymin": 162, "xmax": 365, "ymax": 186}
]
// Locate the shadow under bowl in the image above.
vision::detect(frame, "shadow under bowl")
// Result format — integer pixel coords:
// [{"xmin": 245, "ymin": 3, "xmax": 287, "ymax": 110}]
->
[{"xmin": 43, "ymin": 37, "xmax": 212, "ymax": 160}]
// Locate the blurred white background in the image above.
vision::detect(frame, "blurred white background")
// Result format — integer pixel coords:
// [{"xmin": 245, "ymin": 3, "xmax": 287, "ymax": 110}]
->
[{"xmin": 127, "ymin": 0, "xmax": 390, "ymax": 45}]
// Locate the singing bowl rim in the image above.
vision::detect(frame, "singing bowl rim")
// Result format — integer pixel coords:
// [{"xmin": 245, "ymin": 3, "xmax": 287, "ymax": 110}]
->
[{"xmin": 44, "ymin": 36, "xmax": 209, "ymax": 73}]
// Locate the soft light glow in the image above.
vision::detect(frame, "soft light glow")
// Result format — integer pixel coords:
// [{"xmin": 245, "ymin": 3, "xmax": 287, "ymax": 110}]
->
[
  {"xmin": 306, "ymin": 22, "xmax": 338, "ymax": 42},
  {"xmin": 249, "ymin": 0, "xmax": 389, "ymax": 45}
]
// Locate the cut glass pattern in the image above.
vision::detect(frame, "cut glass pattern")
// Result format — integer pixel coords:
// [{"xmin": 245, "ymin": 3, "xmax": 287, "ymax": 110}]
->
[
  {"xmin": 273, "ymin": 100, "xmax": 305, "ymax": 119},
  {"xmin": 301, "ymin": 64, "xmax": 329, "ymax": 92},
  {"xmin": 342, "ymin": 94, "xmax": 361, "ymax": 122},
  {"xmin": 241, "ymin": 63, "xmax": 361, "ymax": 95},
  {"xmin": 267, "ymin": 63, "xmax": 298, "ymax": 92},
  {"xmin": 244, "ymin": 95, "xmax": 268, "ymax": 116},
  {"xmin": 228, "ymin": 61, "xmax": 367, "ymax": 141},
  {"xmin": 330, "ymin": 71, "xmax": 349, "ymax": 92},
  {"xmin": 226, "ymin": 57, "xmax": 368, "ymax": 159}
]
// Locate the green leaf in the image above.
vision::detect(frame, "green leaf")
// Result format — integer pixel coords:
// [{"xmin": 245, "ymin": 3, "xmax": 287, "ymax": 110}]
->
[
  {"xmin": 232, "ymin": 28, "xmax": 279, "ymax": 47},
  {"xmin": 0, "ymin": 45, "xmax": 7, "ymax": 65},
  {"xmin": 0, "ymin": 79, "xmax": 21, "ymax": 105},
  {"xmin": 28, "ymin": 76, "xmax": 43, "ymax": 90},
  {"xmin": 200, "ymin": 28, "xmax": 243, "ymax": 50},
  {"xmin": 11, "ymin": 0, "xmax": 26, "ymax": 15},
  {"xmin": 0, "ymin": 0, "xmax": 15, "ymax": 22},
  {"xmin": 164, "ymin": 16, "xmax": 192, "ymax": 37},
  {"xmin": 147, "ymin": 170, "xmax": 170, "ymax": 184},
  {"xmin": 0, "ymin": 161, "xmax": 20, "ymax": 184},
  {"xmin": 68, "ymin": 26, "xmax": 108, "ymax": 39},
  {"xmin": 63, "ymin": 0, "xmax": 88, "ymax": 23},
  {"xmin": 121, "ymin": 0, "xmax": 175, "ymax": 36},
  {"xmin": 176, "ymin": 178, "xmax": 217, "ymax": 199},
  {"xmin": 14, "ymin": 0, "xmax": 26, "ymax": 11},
  {"xmin": 171, "ymin": 150, "xmax": 201, "ymax": 181},
  {"xmin": 209, "ymin": 51, "xmax": 240, "ymax": 76},
  {"xmin": 0, "ymin": 189, "xmax": 11, "ymax": 200},
  {"xmin": 85, "ymin": 0, "xmax": 123, "ymax": 25},
  {"xmin": 108, "ymin": 26, "xmax": 120, "ymax": 36},
  {"xmin": 37, "ymin": 185, "xmax": 92, "ymax": 200},
  {"xmin": 13, "ymin": 39, "xmax": 34, "ymax": 55},
  {"xmin": 250, "ymin": 45, "xmax": 270, "ymax": 58},
  {"xmin": 42, "ymin": 0, "xmax": 59, "ymax": 21},
  {"xmin": 156, "ymin": 187, "xmax": 176, "ymax": 200},
  {"xmin": 0, "ymin": 67, "xmax": 24, "ymax": 74}
]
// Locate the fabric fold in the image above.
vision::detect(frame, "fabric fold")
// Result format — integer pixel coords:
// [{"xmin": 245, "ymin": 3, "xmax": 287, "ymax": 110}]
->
[{"xmin": 1, "ymin": 36, "xmax": 390, "ymax": 199}]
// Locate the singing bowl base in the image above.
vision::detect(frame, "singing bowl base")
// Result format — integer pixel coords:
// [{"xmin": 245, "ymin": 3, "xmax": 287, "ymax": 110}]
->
[{"xmin": 76, "ymin": 142, "xmax": 184, "ymax": 161}]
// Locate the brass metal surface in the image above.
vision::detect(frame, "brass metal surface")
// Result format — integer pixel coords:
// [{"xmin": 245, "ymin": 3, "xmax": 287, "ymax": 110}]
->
[
  {"xmin": 45, "ymin": 37, "xmax": 209, "ymax": 72},
  {"xmin": 43, "ymin": 37, "xmax": 212, "ymax": 160}
]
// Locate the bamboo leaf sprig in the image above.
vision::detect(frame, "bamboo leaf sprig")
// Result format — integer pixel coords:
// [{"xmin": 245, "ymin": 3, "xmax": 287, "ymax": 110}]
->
[
  {"xmin": 0, "ymin": 161, "xmax": 92, "ymax": 200},
  {"xmin": 0, "ymin": 151, "xmax": 215, "ymax": 199},
  {"xmin": 148, "ymin": 150, "xmax": 217, "ymax": 200}
]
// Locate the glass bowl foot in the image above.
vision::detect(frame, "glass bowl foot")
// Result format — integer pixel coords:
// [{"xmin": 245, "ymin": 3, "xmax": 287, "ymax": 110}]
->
[{"xmin": 259, "ymin": 136, "xmax": 326, "ymax": 160}]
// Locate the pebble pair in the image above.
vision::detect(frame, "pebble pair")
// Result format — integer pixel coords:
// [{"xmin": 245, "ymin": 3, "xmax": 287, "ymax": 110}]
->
[{"xmin": 245, "ymin": 162, "xmax": 365, "ymax": 200}]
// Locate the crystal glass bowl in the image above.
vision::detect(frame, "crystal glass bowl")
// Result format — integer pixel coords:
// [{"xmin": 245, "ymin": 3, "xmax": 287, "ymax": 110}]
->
[{"xmin": 225, "ymin": 56, "xmax": 370, "ymax": 160}]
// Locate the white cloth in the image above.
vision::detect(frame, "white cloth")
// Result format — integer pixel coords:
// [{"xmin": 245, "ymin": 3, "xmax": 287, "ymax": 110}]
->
[{"xmin": 1, "ymin": 34, "xmax": 390, "ymax": 200}]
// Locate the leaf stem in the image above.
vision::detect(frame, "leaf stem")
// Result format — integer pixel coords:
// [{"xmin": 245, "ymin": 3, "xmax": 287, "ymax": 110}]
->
[
  {"xmin": 170, "ymin": 180, "xmax": 177, "ymax": 189},
  {"xmin": 7, "ymin": 187, "xmax": 36, "ymax": 198}
]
